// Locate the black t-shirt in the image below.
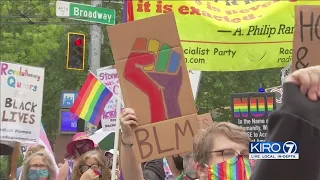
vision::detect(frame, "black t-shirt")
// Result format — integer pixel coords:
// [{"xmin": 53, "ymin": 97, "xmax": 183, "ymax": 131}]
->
[{"xmin": 250, "ymin": 83, "xmax": 320, "ymax": 180}]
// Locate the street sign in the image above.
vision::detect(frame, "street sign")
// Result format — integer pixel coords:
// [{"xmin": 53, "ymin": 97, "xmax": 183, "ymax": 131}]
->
[
  {"xmin": 60, "ymin": 91, "xmax": 79, "ymax": 109},
  {"xmin": 56, "ymin": 1, "xmax": 116, "ymax": 25}
]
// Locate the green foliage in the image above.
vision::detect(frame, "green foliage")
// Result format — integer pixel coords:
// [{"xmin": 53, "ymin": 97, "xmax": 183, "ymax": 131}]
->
[{"xmin": 0, "ymin": 0, "xmax": 123, "ymax": 142}]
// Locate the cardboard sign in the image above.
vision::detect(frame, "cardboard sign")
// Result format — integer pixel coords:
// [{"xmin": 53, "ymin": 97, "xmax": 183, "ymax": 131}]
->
[
  {"xmin": 265, "ymin": 86, "xmax": 283, "ymax": 110},
  {"xmin": 198, "ymin": 113, "xmax": 213, "ymax": 129},
  {"xmin": 230, "ymin": 92, "xmax": 276, "ymax": 142},
  {"xmin": 292, "ymin": 6, "xmax": 320, "ymax": 72},
  {"xmin": 0, "ymin": 62, "xmax": 44, "ymax": 143},
  {"xmin": 107, "ymin": 13, "xmax": 198, "ymax": 162}
]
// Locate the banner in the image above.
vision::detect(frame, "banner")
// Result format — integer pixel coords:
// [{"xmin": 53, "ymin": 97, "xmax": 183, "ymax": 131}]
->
[
  {"xmin": 125, "ymin": 0, "xmax": 320, "ymax": 71},
  {"xmin": 231, "ymin": 92, "xmax": 276, "ymax": 142},
  {"xmin": 97, "ymin": 66, "xmax": 123, "ymax": 132},
  {"xmin": 0, "ymin": 62, "xmax": 44, "ymax": 143}
]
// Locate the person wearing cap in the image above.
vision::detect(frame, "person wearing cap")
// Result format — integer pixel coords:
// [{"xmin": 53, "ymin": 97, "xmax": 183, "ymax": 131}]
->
[
  {"xmin": 105, "ymin": 149, "xmax": 120, "ymax": 180},
  {"xmin": 58, "ymin": 132, "xmax": 96, "ymax": 180}
]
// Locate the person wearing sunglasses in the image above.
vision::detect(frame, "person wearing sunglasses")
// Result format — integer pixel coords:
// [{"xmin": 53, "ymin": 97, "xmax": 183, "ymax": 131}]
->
[{"xmin": 71, "ymin": 150, "xmax": 111, "ymax": 180}]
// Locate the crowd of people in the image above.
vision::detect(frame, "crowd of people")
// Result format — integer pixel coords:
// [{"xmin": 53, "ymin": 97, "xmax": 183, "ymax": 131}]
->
[{"xmin": 13, "ymin": 66, "xmax": 320, "ymax": 180}]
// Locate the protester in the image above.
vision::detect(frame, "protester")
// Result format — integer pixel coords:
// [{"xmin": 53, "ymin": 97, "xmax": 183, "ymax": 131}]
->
[
  {"xmin": 250, "ymin": 66, "xmax": 320, "ymax": 179},
  {"xmin": 105, "ymin": 149, "xmax": 120, "ymax": 179},
  {"xmin": 71, "ymin": 150, "xmax": 111, "ymax": 180},
  {"xmin": 58, "ymin": 132, "xmax": 96, "ymax": 180},
  {"xmin": 20, "ymin": 150, "xmax": 56, "ymax": 180},
  {"xmin": 16, "ymin": 145, "xmax": 45, "ymax": 179},
  {"xmin": 193, "ymin": 121, "xmax": 255, "ymax": 180},
  {"xmin": 176, "ymin": 152, "xmax": 197, "ymax": 180}
]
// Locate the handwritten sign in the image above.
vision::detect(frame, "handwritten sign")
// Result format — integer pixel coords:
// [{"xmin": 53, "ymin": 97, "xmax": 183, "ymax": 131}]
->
[
  {"xmin": 0, "ymin": 62, "xmax": 44, "ymax": 143},
  {"xmin": 292, "ymin": 6, "xmax": 320, "ymax": 72},
  {"xmin": 197, "ymin": 113, "xmax": 213, "ymax": 129},
  {"xmin": 230, "ymin": 92, "xmax": 276, "ymax": 142},
  {"xmin": 97, "ymin": 66, "xmax": 123, "ymax": 132},
  {"xmin": 107, "ymin": 13, "xmax": 198, "ymax": 162}
]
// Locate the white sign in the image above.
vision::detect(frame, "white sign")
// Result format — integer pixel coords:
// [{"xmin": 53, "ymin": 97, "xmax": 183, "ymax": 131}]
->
[
  {"xmin": 97, "ymin": 66, "xmax": 123, "ymax": 132},
  {"xmin": 56, "ymin": 1, "xmax": 70, "ymax": 17},
  {"xmin": 188, "ymin": 70, "xmax": 202, "ymax": 100},
  {"xmin": 0, "ymin": 62, "xmax": 44, "ymax": 143},
  {"xmin": 281, "ymin": 63, "xmax": 291, "ymax": 85}
]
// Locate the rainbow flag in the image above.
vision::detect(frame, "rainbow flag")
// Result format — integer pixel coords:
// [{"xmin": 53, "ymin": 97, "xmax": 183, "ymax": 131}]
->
[{"xmin": 70, "ymin": 72, "xmax": 113, "ymax": 126}]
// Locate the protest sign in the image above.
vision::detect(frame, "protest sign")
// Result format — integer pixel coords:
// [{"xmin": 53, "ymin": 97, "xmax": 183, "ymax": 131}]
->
[
  {"xmin": 197, "ymin": 113, "xmax": 213, "ymax": 129},
  {"xmin": 97, "ymin": 66, "xmax": 123, "ymax": 131},
  {"xmin": 0, "ymin": 62, "xmax": 44, "ymax": 143},
  {"xmin": 265, "ymin": 86, "xmax": 283, "ymax": 110},
  {"xmin": 231, "ymin": 92, "xmax": 275, "ymax": 142},
  {"xmin": 292, "ymin": 6, "xmax": 320, "ymax": 72},
  {"xmin": 125, "ymin": 0, "xmax": 320, "ymax": 71},
  {"xmin": 107, "ymin": 13, "xmax": 199, "ymax": 162}
]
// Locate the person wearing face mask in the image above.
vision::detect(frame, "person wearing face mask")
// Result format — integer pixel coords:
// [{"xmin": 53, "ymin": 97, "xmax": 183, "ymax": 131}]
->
[
  {"xmin": 71, "ymin": 150, "xmax": 111, "ymax": 180},
  {"xmin": 20, "ymin": 150, "xmax": 56, "ymax": 180},
  {"xmin": 193, "ymin": 122, "xmax": 256, "ymax": 180},
  {"xmin": 57, "ymin": 132, "xmax": 97, "ymax": 180}
]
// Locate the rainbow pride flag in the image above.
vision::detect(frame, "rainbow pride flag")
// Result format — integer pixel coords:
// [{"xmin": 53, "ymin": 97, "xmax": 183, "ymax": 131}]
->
[{"xmin": 70, "ymin": 72, "xmax": 113, "ymax": 126}]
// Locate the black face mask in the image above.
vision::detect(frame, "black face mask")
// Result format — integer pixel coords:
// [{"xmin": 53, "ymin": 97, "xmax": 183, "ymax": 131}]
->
[{"xmin": 172, "ymin": 155, "xmax": 184, "ymax": 171}]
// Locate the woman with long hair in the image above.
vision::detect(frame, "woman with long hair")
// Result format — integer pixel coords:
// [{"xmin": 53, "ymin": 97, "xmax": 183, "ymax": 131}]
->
[
  {"xmin": 71, "ymin": 150, "xmax": 111, "ymax": 180},
  {"xmin": 58, "ymin": 132, "xmax": 96, "ymax": 180},
  {"xmin": 20, "ymin": 150, "xmax": 56, "ymax": 180}
]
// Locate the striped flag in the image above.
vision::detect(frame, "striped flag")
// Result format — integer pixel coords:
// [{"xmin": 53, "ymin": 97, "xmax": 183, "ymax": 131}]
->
[{"xmin": 70, "ymin": 72, "xmax": 113, "ymax": 126}]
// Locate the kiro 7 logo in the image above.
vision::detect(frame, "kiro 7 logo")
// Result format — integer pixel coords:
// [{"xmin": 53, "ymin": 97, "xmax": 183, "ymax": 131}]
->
[{"xmin": 283, "ymin": 141, "xmax": 297, "ymax": 154}]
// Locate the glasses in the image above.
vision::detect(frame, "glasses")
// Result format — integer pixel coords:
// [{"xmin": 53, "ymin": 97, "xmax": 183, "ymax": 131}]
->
[
  {"xmin": 80, "ymin": 164, "xmax": 100, "ymax": 173},
  {"xmin": 29, "ymin": 164, "xmax": 47, "ymax": 170},
  {"xmin": 210, "ymin": 149, "xmax": 255, "ymax": 166}
]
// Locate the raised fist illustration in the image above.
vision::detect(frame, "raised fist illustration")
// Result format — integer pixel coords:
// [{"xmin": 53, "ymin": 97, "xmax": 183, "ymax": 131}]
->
[{"xmin": 124, "ymin": 38, "xmax": 183, "ymax": 122}]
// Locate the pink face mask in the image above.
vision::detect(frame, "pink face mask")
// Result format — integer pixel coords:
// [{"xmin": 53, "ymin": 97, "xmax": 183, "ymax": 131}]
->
[{"xmin": 206, "ymin": 156, "xmax": 256, "ymax": 180}]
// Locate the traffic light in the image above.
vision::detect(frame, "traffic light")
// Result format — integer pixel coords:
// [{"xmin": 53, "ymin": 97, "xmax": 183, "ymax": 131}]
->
[{"xmin": 66, "ymin": 32, "xmax": 85, "ymax": 70}]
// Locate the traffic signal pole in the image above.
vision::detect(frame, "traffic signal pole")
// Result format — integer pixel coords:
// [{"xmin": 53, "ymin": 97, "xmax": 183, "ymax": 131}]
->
[
  {"xmin": 85, "ymin": 0, "xmax": 102, "ymax": 135},
  {"xmin": 89, "ymin": 0, "xmax": 102, "ymax": 75}
]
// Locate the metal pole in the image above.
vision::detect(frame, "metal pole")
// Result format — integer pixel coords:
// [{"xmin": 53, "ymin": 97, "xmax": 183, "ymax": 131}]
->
[
  {"xmin": 86, "ymin": 0, "xmax": 102, "ymax": 135},
  {"xmin": 89, "ymin": 0, "xmax": 102, "ymax": 75}
]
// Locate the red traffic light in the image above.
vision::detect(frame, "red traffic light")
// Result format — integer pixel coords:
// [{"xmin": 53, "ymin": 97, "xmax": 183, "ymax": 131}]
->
[{"xmin": 75, "ymin": 38, "xmax": 82, "ymax": 46}]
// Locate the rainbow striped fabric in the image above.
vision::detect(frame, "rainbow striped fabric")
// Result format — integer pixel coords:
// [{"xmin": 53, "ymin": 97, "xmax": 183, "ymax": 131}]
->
[
  {"xmin": 207, "ymin": 157, "xmax": 253, "ymax": 180},
  {"xmin": 70, "ymin": 72, "xmax": 113, "ymax": 126}
]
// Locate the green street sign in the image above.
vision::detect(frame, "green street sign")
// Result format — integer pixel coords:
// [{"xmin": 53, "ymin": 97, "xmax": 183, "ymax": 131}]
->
[{"xmin": 56, "ymin": 1, "xmax": 116, "ymax": 25}]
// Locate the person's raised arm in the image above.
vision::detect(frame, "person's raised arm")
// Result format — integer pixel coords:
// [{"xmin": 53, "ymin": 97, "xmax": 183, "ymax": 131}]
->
[
  {"xmin": 120, "ymin": 108, "xmax": 144, "ymax": 180},
  {"xmin": 251, "ymin": 66, "xmax": 320, "ymax": 180},
  {"xmin": 57, "ymin": 162, "xmax": 68, "ymax": 180}
]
